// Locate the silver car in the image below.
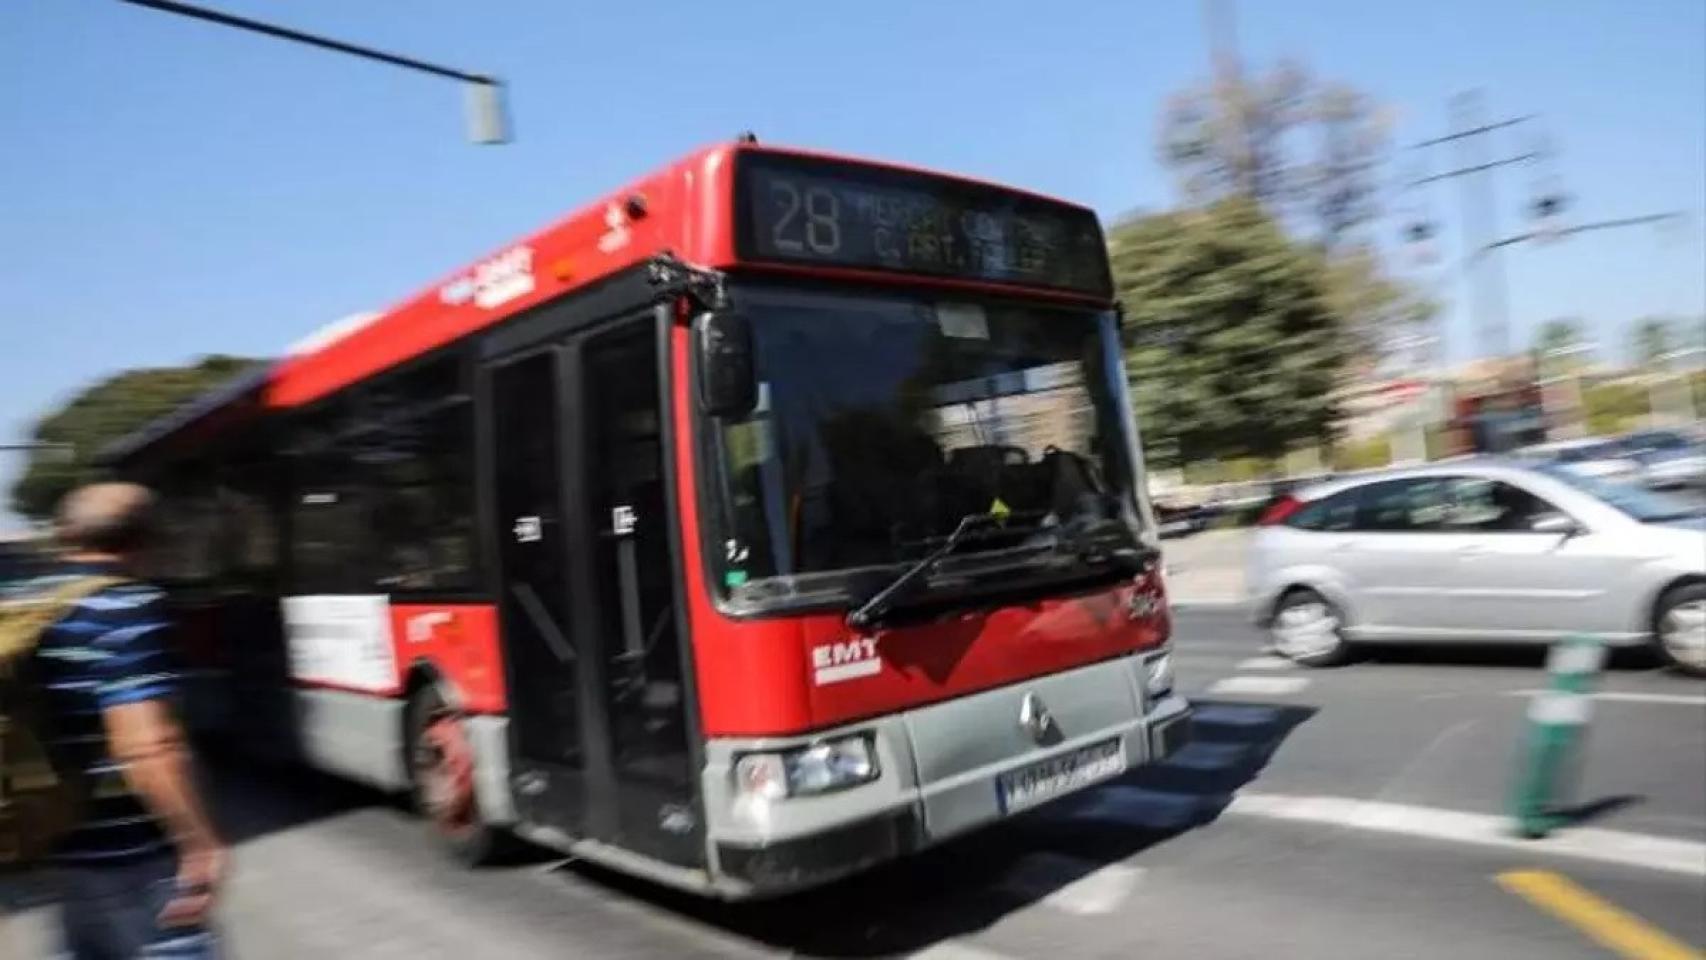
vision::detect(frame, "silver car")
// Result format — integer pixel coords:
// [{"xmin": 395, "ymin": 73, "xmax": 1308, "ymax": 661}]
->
[{"xmin": 1246, "ymin": 459, "xmax": 1706, "ymax": 675}]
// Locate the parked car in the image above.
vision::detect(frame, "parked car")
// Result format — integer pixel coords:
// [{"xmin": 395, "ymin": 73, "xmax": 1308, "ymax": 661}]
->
[
  {"xmin": 1246, "ymin": 459, "xmax": 1706, "ymax": 675},
  {"xmin": 1521, "ymin": 437, "xmax": 1643, "ymax": 484},
  {"xmin": 1154, "ymin": 501, "xmax": 1208, "ymax": 539},
  {"xmin": 1616, "ymin": 429, "xmax": 1706, "ymax": 491}
]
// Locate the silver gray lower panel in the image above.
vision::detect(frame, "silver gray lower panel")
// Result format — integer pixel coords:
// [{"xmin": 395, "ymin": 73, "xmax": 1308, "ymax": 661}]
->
[
  {"xmin": 467, "ymin": 714, "xmax": 516, "ymax": 825},
  {"xmin": 702, "ymin": 654, "xmax": 1190, "ymax": 867},
  {"xmin": 291, "ymin": 688, "xmax": 409, "ymax": 792}
]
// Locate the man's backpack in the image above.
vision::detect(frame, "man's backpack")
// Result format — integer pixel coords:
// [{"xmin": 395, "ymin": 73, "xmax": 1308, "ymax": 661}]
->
[{"xmin": 0, "ymin": 575, "xmax": 128, "ymax": 868}]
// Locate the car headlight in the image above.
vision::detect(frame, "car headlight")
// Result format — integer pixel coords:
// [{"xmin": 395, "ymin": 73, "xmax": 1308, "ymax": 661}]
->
[
  {"xmin": 1144, "ymin": 652, "xmax": 1174, "ymax": 699},
  {"xmin": 733, "ymin": 733, "xmax": 879, "ymax": 800}
]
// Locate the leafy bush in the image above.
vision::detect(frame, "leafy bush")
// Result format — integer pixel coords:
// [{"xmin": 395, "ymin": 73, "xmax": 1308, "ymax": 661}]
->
[
  {"xmin": 1331, "ymin": 434, "xmax": 1392, "ymax": 472},
  {"xmin": 1581, "ymin": 381, "xmax": 1649, "ymax": 437}
]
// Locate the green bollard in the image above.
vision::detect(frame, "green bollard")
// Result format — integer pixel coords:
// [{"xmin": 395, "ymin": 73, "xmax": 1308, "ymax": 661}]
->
[{"xmin": 1511, "ymin": 634, "xmax": 1605, "ymax": 839}]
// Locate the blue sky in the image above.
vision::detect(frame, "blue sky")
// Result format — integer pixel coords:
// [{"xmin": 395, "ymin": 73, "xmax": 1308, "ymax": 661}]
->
[{"xmin": 3, "ymin": 1, "xmax": 1703, "ymax": 524}]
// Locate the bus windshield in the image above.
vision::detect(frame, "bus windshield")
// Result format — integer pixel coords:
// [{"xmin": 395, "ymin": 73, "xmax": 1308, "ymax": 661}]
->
[{"xmin": 706, "ymin": 286, "xmax": 1143, "ymax": 611}]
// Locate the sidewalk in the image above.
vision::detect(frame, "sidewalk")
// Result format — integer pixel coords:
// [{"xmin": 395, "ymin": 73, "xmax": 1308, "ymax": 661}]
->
[{"xmin": 1162, "ymin": 527, "xmax": 1250, "ymax": 606}]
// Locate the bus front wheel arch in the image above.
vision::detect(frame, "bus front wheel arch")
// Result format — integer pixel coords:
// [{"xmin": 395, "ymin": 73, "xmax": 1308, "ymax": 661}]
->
[{"xmin": 404, "ymin": 682, "xmax": 507, "ymax": 865}]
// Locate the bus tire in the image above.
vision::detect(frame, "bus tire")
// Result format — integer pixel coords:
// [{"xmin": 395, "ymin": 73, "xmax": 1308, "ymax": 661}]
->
[
  {"xmin": 1652, "ymin": 581, "xmax": 1706, "ymax": 678},
  {"xmin": 1270, "ymin": 588, "xmax": 1352, "ymax": 667},
  {"xmin": 406, "ymin": 686, "xmax": 507, "ymax": 865}
]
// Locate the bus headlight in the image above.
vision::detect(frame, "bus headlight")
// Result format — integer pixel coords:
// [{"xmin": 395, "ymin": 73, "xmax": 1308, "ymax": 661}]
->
[
  {"xmin": 734, "ymin": 734, "xmax": 879, "ymax": 800},
  {"xmin": 1144, "ymin": 652, "xmax": 1174, "ymax": 699}
]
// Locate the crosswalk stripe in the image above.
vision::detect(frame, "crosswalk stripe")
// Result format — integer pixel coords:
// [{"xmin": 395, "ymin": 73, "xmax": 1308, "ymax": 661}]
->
[
  {"xmin": 1233, "ymin": 655, "xmax": 1295, "ymax": 671},
  {"xmin": 1205, "ymin": 675, "xmax": 1310, "ymax": 696}
]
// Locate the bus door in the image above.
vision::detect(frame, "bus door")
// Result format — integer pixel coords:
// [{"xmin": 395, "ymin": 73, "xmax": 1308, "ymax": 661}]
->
[{"xmin": 486, "ymin": 310, "xmax": 698, "ymax": 867}]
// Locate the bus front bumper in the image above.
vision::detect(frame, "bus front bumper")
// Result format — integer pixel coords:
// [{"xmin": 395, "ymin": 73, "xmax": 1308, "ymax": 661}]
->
[{"xmin": 702, "ymin": 652, "xmax": 1191, "ymax": 897}]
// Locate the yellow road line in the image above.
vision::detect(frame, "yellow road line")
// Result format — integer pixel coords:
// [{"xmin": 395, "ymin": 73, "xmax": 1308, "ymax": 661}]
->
[{"xmin": 1497, "ymin": 870, "xmax": 1704, "ymax": 960}]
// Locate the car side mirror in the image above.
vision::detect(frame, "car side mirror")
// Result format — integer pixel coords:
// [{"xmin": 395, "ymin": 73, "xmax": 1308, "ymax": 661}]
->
[
  {"xmin": 697, "ymin": 311, "xmax": 756, "ymax": 419},
  {"xmin": 1530, "ymin": 513, "xmax": 1580, "ymax": 537}
]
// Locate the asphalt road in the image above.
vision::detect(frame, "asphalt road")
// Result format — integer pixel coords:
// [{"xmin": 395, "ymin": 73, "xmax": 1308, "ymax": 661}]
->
[{"xmin": 5, "ymin": 610, "xmax": 1703, "ymax": 959}]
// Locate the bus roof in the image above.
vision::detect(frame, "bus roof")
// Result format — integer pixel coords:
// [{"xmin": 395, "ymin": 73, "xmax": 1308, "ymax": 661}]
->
[
  {"xmin": 98, "ymin": 360, "xmax": 274, "ymax": 466},
  {"xmin": 103, "ymin": 141, "xmax": 1110, "ymax": 464}
]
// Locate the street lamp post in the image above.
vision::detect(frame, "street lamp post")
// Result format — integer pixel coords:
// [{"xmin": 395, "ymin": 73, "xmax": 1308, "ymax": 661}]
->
[{"xmin": 116, "ymin": 0, "xmax": 511, "ymax": 144}]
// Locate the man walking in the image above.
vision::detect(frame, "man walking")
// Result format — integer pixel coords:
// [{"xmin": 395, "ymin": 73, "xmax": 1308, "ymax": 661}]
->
[{"xmin": 26, "ymin": 482, "xmax": 226, "ymax": 958}]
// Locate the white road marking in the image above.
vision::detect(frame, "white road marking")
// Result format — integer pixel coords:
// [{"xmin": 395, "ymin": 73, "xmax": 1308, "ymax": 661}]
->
[
  {"xmin": 1205, "ymin": 675, "xmax": 1310, "ymax": 696},
  {"xmin": 1507, "ymin": 689, "xmax": 1706, "ymax": 707},
  {"xmin": 1167, "ymin": 599, "xmax": 1249, "ymax": 611},
  {"xmin": 909, "ymin": 942, "xmax": 1018, "ymax": 960},
  {"xmin": 1233, "ymin": 655, "xmax": 1295, "ymax": 671},
  {"xmin": 1227, "ymin": 792, "xmax": 1706, "ymax": 878},
  {"xmin": 996, "ymin": 852, "xmax": 1143, "ymax": 916}
]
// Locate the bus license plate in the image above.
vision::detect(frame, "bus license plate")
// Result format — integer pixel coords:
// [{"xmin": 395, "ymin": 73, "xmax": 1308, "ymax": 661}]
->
[{"xmin": 998, "ymin": 738, "xmax": 1124, "ymax": 814}]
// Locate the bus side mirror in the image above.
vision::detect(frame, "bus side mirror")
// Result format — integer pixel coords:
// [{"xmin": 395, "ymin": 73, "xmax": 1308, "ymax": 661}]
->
[{"xmin": 698, "ymin": 312, "xmax": 756, "ymax": 419}]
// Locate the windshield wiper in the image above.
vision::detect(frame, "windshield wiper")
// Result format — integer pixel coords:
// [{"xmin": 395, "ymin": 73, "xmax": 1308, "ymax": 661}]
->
[
  {"xmin": 1046, "ymin": 512, "xmax": 1158, "ymax": 576},
  {"xmin": 846, "ymin": 513, "xmax": 1000, "ymax": 630}
]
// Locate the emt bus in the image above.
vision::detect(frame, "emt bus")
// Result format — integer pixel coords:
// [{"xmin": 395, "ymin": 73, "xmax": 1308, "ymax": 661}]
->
[{"xmin": 102, "ymin": 140, "xmax": 1190, "ymax": 897}]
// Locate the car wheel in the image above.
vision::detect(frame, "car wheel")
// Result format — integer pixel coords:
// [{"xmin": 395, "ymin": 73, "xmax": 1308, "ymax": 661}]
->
[
  {"xmin": 1653, "ymin": 583, "xmax": 1706, "ymax": 678},
  {"xmin": 407, "ymin": 686, "xmax": 506, "ymax": 864},
  {"xmin": 1270, "ymin": 589, "xmax": 1352, "ymax": 667}
]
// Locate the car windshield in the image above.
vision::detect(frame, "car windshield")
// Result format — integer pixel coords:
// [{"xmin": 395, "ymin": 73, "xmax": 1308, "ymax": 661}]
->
[
  {"xmin": 705, "ymin": 287, "xmax": 1143, "ymax": 609},
  {"xmin": 1528, "ymin": 461, "xmax": 1704, "ymax": 522}
]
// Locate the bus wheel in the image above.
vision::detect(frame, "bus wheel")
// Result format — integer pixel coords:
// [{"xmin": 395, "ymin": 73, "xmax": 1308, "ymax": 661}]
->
[{"xmin": 407, "ymin": 688, "xmax": 501, "ymax": 864}]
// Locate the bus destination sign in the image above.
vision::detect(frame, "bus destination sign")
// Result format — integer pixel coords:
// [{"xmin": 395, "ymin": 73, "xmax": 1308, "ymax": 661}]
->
[{"xmin": 736, "ymin": 153, "xmax": 1112, "ymax": 297}]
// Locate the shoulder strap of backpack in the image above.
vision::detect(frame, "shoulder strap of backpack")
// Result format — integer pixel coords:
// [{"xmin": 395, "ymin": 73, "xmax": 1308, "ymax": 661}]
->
[{"xmin": 0, "ymin": 576, "xmax": 134, "ymax": 677}]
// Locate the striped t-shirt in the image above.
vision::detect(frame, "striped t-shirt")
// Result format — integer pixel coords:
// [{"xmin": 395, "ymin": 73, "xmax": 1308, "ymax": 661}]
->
[{"xmin": 24, "ymin": 562, "xmax": 178, "ymax": 864}]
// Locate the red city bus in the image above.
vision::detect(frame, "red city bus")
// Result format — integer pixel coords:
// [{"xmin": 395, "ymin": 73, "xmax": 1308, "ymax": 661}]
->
[{"xmin": 103, "ymin": 140, "xmax": 1190, "ymax": 897}]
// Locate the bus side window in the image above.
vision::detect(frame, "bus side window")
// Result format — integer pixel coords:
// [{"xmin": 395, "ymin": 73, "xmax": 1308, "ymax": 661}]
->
[
  {"xmin": 289, "ymin": 452, "xmax": 370, "ymax": 594},
  {"xmin": 366, "ymin": 400, "xmax": 477, "ymax": 593},
  {"xmin": 330, "ymin": 355, "xmax": 479, "ymax": 596}
]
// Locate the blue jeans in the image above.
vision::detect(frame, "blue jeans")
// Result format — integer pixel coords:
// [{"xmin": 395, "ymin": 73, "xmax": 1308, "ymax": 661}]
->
[{"xmin": 50, "ymin": 853, "xmax": 220, "ymax": 960}]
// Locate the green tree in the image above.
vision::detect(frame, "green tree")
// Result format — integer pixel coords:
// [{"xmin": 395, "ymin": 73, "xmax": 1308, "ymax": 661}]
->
[
  {"xmin": 1535, "ymin": 317, "xmax": 1584, "ymax": 357},
  {"xmin": 1113, "ymin": 199, "xmax": 1352, "ymax": 466},
  {"xmin": 1629, "ymin": 316, "xmax": 1673, "ymax": 368},
  {"xmin": 1159, "ymin": 60, "xmax": 1390, "ymax": 248},
  {"xmin": 1534, "ymin": 318, "xmax": 1589, "ymax": 377},
  {"xmin": 1321, "ymin": 246, "xmax": 1437, "ymax": 370},
  {"xmin": 1158, "ymin": 62, "xmax": 1428, "ymax": 365},
  {"xmin": 10, "ymin": 355, "xmax": 260, "ymax": 519}
]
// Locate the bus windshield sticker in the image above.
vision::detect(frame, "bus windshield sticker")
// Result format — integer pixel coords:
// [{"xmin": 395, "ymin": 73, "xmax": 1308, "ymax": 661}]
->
[{"xmin": 937, "ymin": 303, "xmax": 989, "ymax": 340}]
